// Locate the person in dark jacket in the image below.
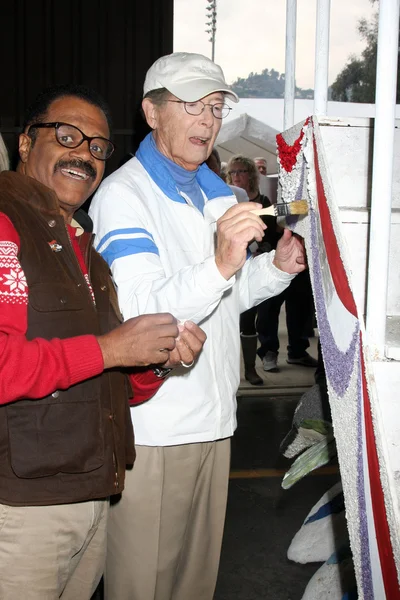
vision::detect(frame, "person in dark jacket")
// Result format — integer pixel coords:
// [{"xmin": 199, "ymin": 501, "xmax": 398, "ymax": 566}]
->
[
  {"xmin": 227, "ymin": 154, "xmax": 317, "ymax": 375},
  {"xmin": 0, "ymin": 84, "xmax": 206, "ymax": 600},
  {"xmin": 226, "ymin": 154, "xmax": 276, "ymax": 385}
]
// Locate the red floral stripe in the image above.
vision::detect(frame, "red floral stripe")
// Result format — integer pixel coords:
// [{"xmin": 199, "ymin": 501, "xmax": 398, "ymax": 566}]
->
[
  {"xmin": 312, "ymin": 132, "xmax": 399, "ymax": 597},
  {"xmin": 276, "ymin": 117, "xmax": 310, "ymax": 173},
  {"xmin": 312, "ymin": 135, "xmax": 358, "ymax": 317},
  {"xmin": 361, "ymin": 339, "xmax": 400, "ymax": 599}
]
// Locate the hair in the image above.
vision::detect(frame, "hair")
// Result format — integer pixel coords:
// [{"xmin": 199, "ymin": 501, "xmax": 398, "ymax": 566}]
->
[
  {"xmin": 220, "ymin": 161, "xmax": 227, "ymax": 182},
  {"xmin": 0, "ymin": 134, "xmax": 10, "ymax": 171},
  {"xmin": 143, "ymin": 87, "xmax": 171, "ymax": 107},
  {"xmin": 206, "ymin": 147, "xmax": 221, "ymax": 171},
  {"xmin": 22, "ymin": 84, "xmax": 113, "ymax": 146},
  {"xmin": 254, "ymin": 156, "xmax": 267, "ymax": 166},
  {"xmin": 226, "ymin": 154, "xmax": 259, "ymax": 195}
]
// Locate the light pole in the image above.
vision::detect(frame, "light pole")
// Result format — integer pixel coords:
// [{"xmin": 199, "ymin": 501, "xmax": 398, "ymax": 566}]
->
[{"xmin": 205, "ymin": 0, "xmax": 217, "ymax": 62}]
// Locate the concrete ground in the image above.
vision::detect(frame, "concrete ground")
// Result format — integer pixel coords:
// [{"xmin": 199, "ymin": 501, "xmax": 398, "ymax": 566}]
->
[{"xmin": 239, "ymin": 305, "xmax": 319, "ymax": 395}]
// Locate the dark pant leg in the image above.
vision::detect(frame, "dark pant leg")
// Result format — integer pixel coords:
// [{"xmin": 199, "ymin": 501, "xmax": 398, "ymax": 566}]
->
[
  {"xmin": 285, "ymin": 270, "xmax": 314, "ymax": 358},
  {"xmin": 240, "ymin": 307, "xmax": 257, "ymax": 336},
  {"xmin": 256, "ymin": 292, "xmax": 285, "ymax": 358}
]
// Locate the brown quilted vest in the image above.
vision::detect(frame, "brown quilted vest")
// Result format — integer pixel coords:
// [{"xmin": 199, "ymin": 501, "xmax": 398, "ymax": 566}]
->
[{"xmin": 0, "ymin": 171, "xmax": 135, "ymax": 506}]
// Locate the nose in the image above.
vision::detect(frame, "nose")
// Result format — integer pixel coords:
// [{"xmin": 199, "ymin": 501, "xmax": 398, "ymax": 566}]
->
[
  {"xmin": 199, "ymin": 105, "xmax": 214, "ymax": 128},
  {"xmin": 69, "ymin": 139, "xmax": 93, "ymax": 162}
]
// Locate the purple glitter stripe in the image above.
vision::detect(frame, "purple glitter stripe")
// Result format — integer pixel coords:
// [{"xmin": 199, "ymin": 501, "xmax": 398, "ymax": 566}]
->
[
  {"xmin": 310, "ymin": 208, "xmax": 359, "ymax": 397},
  {"xmin": 295, "ymin": 161, "xmax": 306, "ymax": 200},
  {"xmin": 307, "ymin": 170, "xmax": 373, "ymax": 595},
  {"xmin": 357, "ymin": 356, "xmax": 374, "ymax": 598}
]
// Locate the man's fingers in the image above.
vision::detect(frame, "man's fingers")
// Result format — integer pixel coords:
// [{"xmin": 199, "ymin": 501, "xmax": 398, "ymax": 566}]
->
[
  {"xmin": 156, "ymin": 335, "xmax": 177, "ymax": 351},
  {"xmin": 146, "ymin": 312, "xmax": 178, "ymax": 325},
  {"xmin": 162, "ymin": 347, "xmax": 180, "ymax": 367},
  {"xmin": 282, "ymin": 227, "xmax": 292, "ymax": 239},
  {"xmin": 152, "ymin": 348, "xmax": 171, "ymax": 364},
  {"xmin": 179, "ymin": 328, "xmax": 204, "ymax": 355},
  {"xmin": 162, "ymin": 341, "xmax": 194, "ymax": 368},
  {"xmin": 223, "ymin": 219, "xmax": 266, "ymax": 241},
  {"xmin": 220, "ymin": 211, "xmax": 266, "ymax": 231},
  {"xmin": 153, "ymin": 322, "xmax": 180, "ymax": 340},
  {"xmin": 175, "ymin": 338, "xmax": 195, "ymax": 364},
  {"xmin": 184, "ymin": 321, "xmax": 207, "ymax": 344},
  {"xmin": 220, "ymin": 201, "xmax": 262, "ymax": 221}
]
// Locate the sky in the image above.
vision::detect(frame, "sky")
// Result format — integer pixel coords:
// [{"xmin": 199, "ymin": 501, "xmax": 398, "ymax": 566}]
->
[{"xmin": 173, "ymin": 0, "xmax": 376, "ymax": 90}]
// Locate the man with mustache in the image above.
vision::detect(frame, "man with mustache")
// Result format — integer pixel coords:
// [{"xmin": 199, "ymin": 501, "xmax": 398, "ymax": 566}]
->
[
  {"xmin": 0, "ymin": 83, "xmax": 206, "ymax": 600},
  {"xmin": 91, "ymin": 52, "xmax": 306, "ymax": 600}
]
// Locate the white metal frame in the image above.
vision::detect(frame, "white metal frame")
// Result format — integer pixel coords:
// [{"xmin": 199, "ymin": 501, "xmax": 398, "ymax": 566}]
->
[{"xmin": 284, "ymin": 0, "xmax": 400, "ymax": 358}]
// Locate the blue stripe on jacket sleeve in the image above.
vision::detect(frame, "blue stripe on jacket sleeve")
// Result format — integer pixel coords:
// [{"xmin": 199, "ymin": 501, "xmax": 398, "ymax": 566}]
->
[
  {"xmin": 99, "ymin": 237, "xmax": 159, "ymax": 266},
  {"xmin": 95, "ymin": 228, "xmax": 155, "ymax": 252}
]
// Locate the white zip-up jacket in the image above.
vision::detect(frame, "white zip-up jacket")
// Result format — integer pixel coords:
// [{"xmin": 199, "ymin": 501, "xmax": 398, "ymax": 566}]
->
[{"xmin": 90, "ymin": 151, "xmax": 294, "ymax": 446}]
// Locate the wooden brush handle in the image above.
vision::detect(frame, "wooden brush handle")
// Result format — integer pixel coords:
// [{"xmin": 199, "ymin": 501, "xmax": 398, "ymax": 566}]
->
[{"xmin": 250, "ymin": 206, "xmax": 275, "ymax": 217}]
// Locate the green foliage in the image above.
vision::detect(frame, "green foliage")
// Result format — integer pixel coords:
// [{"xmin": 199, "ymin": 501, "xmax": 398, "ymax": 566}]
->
[
  {"xmin": 331, "ymin": 6, "xmax": 400, "ymax": 103},
  {"xmin": 230, "ymin": 68, "xmax": 314, "ymax": 99},
  {"xmin": 300, "ymin": 419, "xmax": 333, "ymax": 436},
  {"xmin": 282, "ymin": 436, "xmax": 337, "ymax": 490}
]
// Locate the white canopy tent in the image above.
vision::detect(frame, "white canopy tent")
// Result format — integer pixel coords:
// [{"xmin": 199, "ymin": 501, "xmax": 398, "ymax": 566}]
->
[{"xmin": 215, "ymin": 112, "xmax": 279, "ymax": 174}]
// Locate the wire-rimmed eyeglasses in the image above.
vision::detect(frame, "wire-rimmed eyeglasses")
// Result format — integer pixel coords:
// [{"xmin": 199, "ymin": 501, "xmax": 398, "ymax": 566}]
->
[
  {"xmin": 27, "ymin": 122, "xmax": 115, "ymax": 161},
  {"xmin": 167, "ymin": 100, "xmax": 231, "ymax": 119}
]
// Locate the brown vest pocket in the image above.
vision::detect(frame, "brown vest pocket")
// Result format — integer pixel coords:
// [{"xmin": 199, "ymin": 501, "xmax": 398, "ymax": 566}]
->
[{"xmin": 6, "ymin": 398, "xmax": 104, "ymax": 478}]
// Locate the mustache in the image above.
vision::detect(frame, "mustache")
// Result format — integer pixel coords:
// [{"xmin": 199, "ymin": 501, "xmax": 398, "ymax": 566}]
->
[{"xmin": 54, "ymin": 158, "xmax": 97, "ymax": 180}]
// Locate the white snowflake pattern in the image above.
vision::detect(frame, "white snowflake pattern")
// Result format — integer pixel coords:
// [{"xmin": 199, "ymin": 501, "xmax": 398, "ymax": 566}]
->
[{"xmin": 2, "ymin": 268, "xmax": 27, "ymax": 292}]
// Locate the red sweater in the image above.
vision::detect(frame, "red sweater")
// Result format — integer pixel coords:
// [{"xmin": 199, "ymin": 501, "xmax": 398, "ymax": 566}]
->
[{"xmin": 0, "ymin": 213, "xmax": 162, "ymax": 405}]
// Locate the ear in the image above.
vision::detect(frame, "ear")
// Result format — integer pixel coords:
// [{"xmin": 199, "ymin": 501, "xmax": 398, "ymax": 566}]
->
[
  {"xmin": 18, "ymin": 133, "xmax": 32, "ymax": 163},
  {"xmin": 142, "ymin": 98, "xmax": 158, "ymax": 130}
]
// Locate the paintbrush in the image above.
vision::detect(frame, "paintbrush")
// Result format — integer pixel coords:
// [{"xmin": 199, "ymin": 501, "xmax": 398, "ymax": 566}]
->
[{"xmin": 251, "ymin": 199, "xmax": 308, "ymax": 218}]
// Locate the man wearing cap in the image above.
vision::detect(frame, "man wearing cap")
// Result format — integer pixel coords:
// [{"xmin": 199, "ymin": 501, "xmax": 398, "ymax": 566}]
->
[{"xmin": 90, "ymin": 52, "xmax": 306, "ymax": 600}]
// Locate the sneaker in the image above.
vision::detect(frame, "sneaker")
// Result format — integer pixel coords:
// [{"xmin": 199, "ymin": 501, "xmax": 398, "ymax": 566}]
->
[
  {"xmin": 287, "ymin": 352, "xmax": 318, "ymax": 368},
  {"xmin": 262, "ymin": 351, "xmax": 279, "ymax": 372}
]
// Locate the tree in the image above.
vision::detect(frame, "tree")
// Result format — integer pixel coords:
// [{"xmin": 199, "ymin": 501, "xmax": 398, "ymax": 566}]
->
[
  {"xmin": 230, "ymin": 68, "xmax": 314, "ymax": 99},
  {"xmin": 331, "ymin": 1, "xmax": 400, "ymax": 103}
]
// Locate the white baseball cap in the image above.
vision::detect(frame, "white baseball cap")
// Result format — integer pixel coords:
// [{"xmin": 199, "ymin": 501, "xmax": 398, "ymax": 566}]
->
[{"xmin": 143, "ymin": 52, "xmax": 239, "ymax": 103}]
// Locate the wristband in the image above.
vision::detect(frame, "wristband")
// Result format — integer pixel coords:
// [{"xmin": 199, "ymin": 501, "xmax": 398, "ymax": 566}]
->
[{"xmin": 152, "ymin": 366, "xmax": 173, "ymax": 378}]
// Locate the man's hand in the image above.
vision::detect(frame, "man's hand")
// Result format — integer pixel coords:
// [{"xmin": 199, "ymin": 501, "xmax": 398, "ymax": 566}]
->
[
  {"xmin": 97, "ymin": 314, "xmax": 179, "ymax": 369},
  {"xmin": 273, "ymin": 229, "xmax": 306, "ymax": 274},
  {"xmin": 215, "ymin": 202, "xmax": 266, "ymax": 280},
  {"xmin": 163, "ymin": 321, "xmax": 207, "ymax": 368}
]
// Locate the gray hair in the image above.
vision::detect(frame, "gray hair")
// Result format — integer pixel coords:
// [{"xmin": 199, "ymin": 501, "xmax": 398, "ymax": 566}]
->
[{"xmin": 143, "ymin": 87, "xmax": 171, "ymax": 107}]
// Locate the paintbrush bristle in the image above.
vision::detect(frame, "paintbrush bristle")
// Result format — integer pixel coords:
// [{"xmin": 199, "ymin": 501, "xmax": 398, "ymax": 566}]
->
[
  {"xmin": 287, "ymin": 199, "xmax": 308, "ymax": 215},
  {"xmin": 275, "ymin": 199, "xmax": 308, "ymax": 217}
]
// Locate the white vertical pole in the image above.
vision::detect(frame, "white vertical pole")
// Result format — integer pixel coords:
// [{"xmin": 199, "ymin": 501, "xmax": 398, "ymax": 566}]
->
[
  {"xmin": 366, "ymin": 0, "xmax": 400, "ymax": 359},
  {"xmin": 314, "ymin": 0, "xmax": 331, "ymax": 116},
  {"xmin": 284, "ymin": 0, "xmax": 297, "ymax": 130}
]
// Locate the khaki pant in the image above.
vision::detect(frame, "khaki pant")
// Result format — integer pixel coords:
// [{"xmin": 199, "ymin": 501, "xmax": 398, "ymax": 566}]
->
[
  {"xmin": 105, "ymin": 439, "xmax": 231, "ymax": 600},
  {"xmin": 0, "ymin": 498, "xmax": 108, "ymax": 599}
]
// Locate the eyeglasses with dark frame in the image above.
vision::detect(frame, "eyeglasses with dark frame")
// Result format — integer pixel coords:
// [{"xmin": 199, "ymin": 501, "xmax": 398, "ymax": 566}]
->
[
  {"xmin": 167, "ymin": 100, "xmax": 232, "ymax": 119},
  {"xmin": 228, "ymin": 169, "xmax": 249, "ymax": 176},
  {"xmin": 27, "ymin": 122, "xmax": 115, "ymax": 161}
]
